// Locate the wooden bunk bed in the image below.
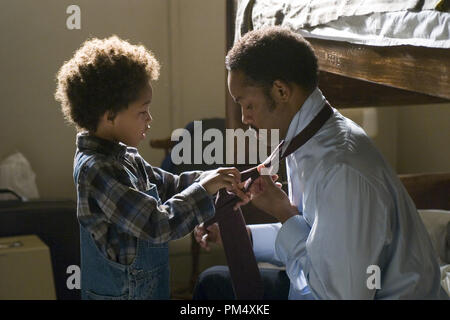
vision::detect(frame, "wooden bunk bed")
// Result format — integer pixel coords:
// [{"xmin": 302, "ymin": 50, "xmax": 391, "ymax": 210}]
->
[
  {"xmin": 226, "ymin": 0, "xmax": 449, "ymax": 131},
  {"xmin": 224, "ymin": 0, "xmax": 450, "ymax": 217}
]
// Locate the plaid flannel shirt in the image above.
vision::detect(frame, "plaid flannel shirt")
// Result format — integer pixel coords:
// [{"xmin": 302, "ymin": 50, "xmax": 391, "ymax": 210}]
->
[{"xmin": 74, "ymin": 133, "xmax": 215, "ymax": 265}]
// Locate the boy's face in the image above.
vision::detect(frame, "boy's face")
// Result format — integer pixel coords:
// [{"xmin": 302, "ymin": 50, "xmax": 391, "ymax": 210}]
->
[{"xmin": 109, "ymin": 82, "xmax": 153, "ymax": 148}]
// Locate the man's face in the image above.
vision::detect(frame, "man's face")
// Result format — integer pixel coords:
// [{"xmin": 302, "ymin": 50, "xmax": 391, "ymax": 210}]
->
[
  {"xmin": 228, "ymin": 70, "xmax": 279, "ymax": 140},
  {"xmin": 110, "ymin": 82, "xmax": 153, "ymax": 147}
]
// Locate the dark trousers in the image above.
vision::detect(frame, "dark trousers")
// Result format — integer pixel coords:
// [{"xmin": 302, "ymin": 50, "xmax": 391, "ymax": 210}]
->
[{"xmin": 193, "ymin": 265, "xmax": 290, "ymax": 300}]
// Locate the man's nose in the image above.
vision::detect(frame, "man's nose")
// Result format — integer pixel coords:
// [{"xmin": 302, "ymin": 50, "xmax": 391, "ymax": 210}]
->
[{"xmin": 241, "ymin": 110, "xmax": 252, "ymax": 125}]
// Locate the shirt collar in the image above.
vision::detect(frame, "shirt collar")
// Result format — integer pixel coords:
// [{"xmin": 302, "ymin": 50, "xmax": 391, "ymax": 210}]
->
[
  {"xmin": 282, "ymin": 87, "xmax": 327, "ymax": 152},
  {"xmin": 76, "ymin": 132, "xmax": 132, "ymax": 158}
]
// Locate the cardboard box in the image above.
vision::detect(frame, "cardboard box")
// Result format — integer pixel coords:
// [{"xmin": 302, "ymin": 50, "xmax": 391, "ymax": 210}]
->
[{"xmin": 0, "ymin": 235, "xmax": 56, "ymax": 299}]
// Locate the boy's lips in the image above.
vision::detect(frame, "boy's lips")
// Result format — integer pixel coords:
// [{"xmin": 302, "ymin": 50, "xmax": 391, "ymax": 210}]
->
[{"xmin": 142, "ymin": 125, "xmax": 151, "ymax": 137}]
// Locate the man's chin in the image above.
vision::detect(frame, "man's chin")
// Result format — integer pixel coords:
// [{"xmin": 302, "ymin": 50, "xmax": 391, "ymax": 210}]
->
[
  {"xmin": 254, "ymin": 130, "xmax": 280, "ymax": 147},
  {"xmin": 248, "ymin": 126, "xmax": 259, "ymax": 139},
  {"xmin": 251, "ymin": 128, "xmax": 265, "ymax": 141}
]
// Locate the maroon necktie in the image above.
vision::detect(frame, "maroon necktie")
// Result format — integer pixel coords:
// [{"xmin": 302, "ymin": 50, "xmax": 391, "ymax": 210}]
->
[{"xmin": 204, "ymin": 102, "xmax": 333, "ymax": 299}]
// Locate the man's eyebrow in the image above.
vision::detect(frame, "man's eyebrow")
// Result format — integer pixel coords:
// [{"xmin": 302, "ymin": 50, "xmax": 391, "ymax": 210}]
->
[
  {"xmin": 142, "ymin": 100, "xmax": 151, "ymax": 106},
  {"xmin": 234, "ymin": 96, "xmax": 241, "ymax": 104}
]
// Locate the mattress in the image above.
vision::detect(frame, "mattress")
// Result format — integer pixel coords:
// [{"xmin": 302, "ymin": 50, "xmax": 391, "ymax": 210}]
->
[{"xmin": 236, "ymin": 0, "xmax": 450, "ymax": 48}]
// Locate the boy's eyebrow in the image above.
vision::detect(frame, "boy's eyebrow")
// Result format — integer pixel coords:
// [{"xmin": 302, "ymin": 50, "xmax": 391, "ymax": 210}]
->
[{"xmin": 142, "ymin": 100, "xmax": 151, "ymax": 106}]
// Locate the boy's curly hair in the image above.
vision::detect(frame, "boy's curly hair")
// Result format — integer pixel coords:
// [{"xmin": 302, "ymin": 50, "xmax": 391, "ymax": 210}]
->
[{"xmin": 55, "ymin": 35, "xmax": 160, "ymax": 132}]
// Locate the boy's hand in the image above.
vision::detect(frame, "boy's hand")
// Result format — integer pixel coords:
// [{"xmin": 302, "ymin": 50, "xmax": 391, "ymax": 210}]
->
[{"xmin": 199, "ymin": 167, "xmax": 250, "ymax": 203}]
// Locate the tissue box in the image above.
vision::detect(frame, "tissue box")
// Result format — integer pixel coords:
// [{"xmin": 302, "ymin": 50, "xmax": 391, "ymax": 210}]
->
[{"xmin": 0, "ymin": 235, "xmax": 56, "ymax": 299}]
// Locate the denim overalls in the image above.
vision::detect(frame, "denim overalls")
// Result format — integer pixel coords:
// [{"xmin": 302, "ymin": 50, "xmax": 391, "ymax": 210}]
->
[{"xmin": 74, "ymin": 156, "xmax": 170, "ymax": 300}]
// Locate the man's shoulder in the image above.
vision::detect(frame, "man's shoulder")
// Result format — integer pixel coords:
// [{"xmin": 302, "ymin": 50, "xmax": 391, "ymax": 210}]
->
[
  {"xmin": 318, "ymin": 115, "xmax": 390, "ymax": 177},
  {"xmin": 317, "ymin": 159, "xmax": 395, "ymax": 203}
]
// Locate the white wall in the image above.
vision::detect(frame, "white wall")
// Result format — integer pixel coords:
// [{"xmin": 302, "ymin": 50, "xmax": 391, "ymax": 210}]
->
[
  {"xmin": 0, "ymin": 0, "xmax": 226, "ymax": 200},
  {"xmin": 168, "ymin": 0, "xmax": 226, "ymax": 129},
  {"xmin": 397, "ymin": 103, "xmax": 450, "ymax": 174}
]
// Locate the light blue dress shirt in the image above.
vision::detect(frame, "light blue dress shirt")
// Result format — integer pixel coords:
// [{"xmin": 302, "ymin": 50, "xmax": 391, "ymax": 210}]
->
[{"xmin": 249, "ymin": 88, "xmax": 448, "ymax": 300}]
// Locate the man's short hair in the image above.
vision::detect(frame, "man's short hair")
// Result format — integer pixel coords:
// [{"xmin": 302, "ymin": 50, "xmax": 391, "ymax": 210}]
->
[
  {"xmin": 226, "ymin": 26, "xmax": 318, "ymax": 92},
  {"xmin": 55, "ymin": 35, "xmax": 160, "ymax": 132}
]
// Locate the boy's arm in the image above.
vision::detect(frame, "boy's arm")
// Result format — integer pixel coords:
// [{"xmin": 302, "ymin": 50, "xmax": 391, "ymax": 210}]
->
[
  {"xmin": 82, "ymin": 161, "xmax": 215, "ymax": 243},
  {"xmin": 143, "ymin": 159, "xmax": 211, "ymax": 200}
]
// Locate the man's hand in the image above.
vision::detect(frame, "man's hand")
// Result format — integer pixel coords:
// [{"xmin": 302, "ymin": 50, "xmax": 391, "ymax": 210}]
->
[
  {"xmin": 237, "ymin": 164, "xmax": 299, "ymax": 223},
  {"xmin": 194, "ymin": 222, "xmax": 252, "ymax": 251},
  {"xmin": 194, "ymin": 222, "xmax": 221, "ymax": 252}
]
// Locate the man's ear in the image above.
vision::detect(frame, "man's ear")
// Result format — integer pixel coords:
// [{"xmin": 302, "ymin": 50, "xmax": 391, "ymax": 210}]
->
[
  {"xmin": 272, "ymin": 80, "xmax": 291, "ymax": 102},
  {"xmin": 106, "ymin": 110, "xmax": 116, "ymax": 123}
]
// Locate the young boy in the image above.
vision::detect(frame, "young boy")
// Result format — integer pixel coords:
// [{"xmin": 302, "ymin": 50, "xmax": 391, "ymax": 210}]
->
[{"xmin": 55, "ymin": 35, "xmax": 247, "ymax": 300}]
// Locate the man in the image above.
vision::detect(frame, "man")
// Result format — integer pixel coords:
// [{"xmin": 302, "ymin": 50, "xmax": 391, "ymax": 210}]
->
[{"xmin": 193, "ymin": 26, "xmax": 448, "ymax": 300}]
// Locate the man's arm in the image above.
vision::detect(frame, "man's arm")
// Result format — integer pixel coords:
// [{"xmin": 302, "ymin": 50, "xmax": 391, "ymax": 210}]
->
[
  {"xmin": 249, "ymin": 223, "xmax": 285, "ymax": 267},
  {"xmin": 193, "ymin": 220, "xmax": 286, "ymax": 268},
  {"xmin": 275, "ymin": 163, "xmax": 389, "ymax": 299}
]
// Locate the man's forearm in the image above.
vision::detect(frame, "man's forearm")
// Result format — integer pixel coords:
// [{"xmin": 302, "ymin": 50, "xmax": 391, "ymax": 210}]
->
[{"xmin": 276, "ymin": 203, "xmax": 299, "ymax": 223}]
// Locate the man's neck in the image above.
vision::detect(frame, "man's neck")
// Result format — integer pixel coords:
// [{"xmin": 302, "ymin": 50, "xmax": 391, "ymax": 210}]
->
[{"xmin": 279, "ymin": 88, "xmax": 311, "ymax": 140}]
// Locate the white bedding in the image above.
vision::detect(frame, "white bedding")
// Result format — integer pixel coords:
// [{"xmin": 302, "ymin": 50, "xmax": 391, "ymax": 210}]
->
[
  {"xmin": 294, "ymin": 10, "xmax": 450, "ymax": 48},
  {"xmin": 441, "ymin": 264, "xmax": 450, "ymax": 297},
  {"xmin": 418, "ymin": 209, "xmax": 450, "ymax": 297},
  {"xmin": 236, "ymin": 0, "xmax": 450, "ymax": 48}
]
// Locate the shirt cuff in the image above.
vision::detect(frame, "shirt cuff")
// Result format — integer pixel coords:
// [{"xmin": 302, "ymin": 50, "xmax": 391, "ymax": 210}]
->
[
  {"xmin": 249, "ymin": 223, "xmax": 282, "ymax": 263},
  {"xmin": 275, "ymin": 215, "xmax": 310, "ymax": 265}
]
